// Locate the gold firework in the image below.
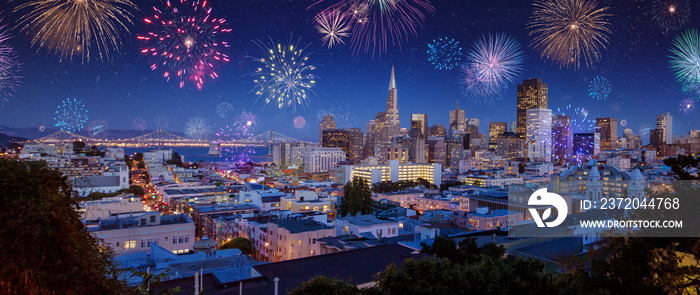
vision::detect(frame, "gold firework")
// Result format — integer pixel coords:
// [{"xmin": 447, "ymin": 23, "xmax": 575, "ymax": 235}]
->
[
  {"xmin": 14, "ymin": 0, "xmax": 138, "ymax": 62},
  {"xmin": 528, "ymin": 0, "xmax": 612, "ymax": 69}
]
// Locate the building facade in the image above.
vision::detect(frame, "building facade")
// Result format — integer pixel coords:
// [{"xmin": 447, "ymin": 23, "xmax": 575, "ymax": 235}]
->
[{"xmin": 517, "ymin": 79, "xmax": 548, "ymax": 137}]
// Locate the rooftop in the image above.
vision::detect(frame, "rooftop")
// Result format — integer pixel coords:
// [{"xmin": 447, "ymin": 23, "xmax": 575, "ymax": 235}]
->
[
  {"xmin": 336, "ymin": 214, "xmax": 397, "ymax": 227},
  {"xmin": 271, "ymin": 219, "xmax": 333, "ymax": 234}
]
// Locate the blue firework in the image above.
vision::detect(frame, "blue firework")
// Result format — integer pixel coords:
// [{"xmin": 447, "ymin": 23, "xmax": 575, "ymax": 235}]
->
[
  {"xmin": 588, "ymin": 76, "xmax": 611, "ymax": 100},
  {"xmin": 54, "ymin": 98, "xmax": 88, "ymax": 132},
  {"xmin": 427, "ymin": 37, "xmax": 462, "ymax": 70},
  {"xmin": 555, "ymin": 104, "xmax": 595, "ymax": 133}
]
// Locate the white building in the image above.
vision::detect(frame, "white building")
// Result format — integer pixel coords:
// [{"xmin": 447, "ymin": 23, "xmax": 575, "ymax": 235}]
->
[
  {"xmin": 349, "ymin": 160, "xmax": 441, "ymax": 186},
  {"xmin": 268, "ymin": 219, "xmax": 335, "ymax": 261},
  {"xmin": 304, "ymin": 147, "xmax": 346, "ymax": 173},
  {"xmin": 334, "ymin": 214, "xmax": 400, "ymax": 239},
  {"xmin": 526, "ymin": 108, "xmax": 552, "ymax": 162},
  {"xmin": 88, "ymin": 212, "xmax": 195, "ymax": 254},
  {"xmin": 607, "ymin": 157, "xmax": 631, "ymax": 171},
  {"xmin": 80, "ymin": 196, "xmax": 145, "ymax": 221},
  {"xmin": 72, "ymin": 164, "xmax": 130, "ymax": 196}
]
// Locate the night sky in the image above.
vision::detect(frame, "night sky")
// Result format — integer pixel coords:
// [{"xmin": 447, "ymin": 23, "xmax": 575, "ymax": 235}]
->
[{"xmin": 0, "ymin": 0, "xmax": 699, "ymax": 142}]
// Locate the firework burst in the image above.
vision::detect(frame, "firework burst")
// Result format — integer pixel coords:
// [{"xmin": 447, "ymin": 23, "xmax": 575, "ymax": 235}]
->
[
  {"xmin": 234, "ymin": 110, "xmax": 260, "ymax": 135},
  {"xmin": 620, "ymin": 119, "xmax": 627, "ymax": 127},
  {"xmin": 185, "ymin": 117, "xmax": 211, "ymax": 140},
  {"xmin": 133, "ymin": 117, "xmax": 147, "ymax": 131},
  {"xmin": 138, "ymin": 0, "xmax": 231, "ymax": 89},
  {"xmin": 679, "ymin": 98, "xmax": 696, "ymax": 114},
  {"xmin": 249, "ymin": 37, "xmax": 317, "ymax": 110},
  {"xmin": 54, "ymin": 98, "xmax": 88, "ymax": 132},
  {"xmin": 639, "ymin": 124, "xmax": 653, "ymax": 140},
  {"xmin": 652, "ymin": 0, "xmax": 691, "ymax": 33},
  {"xmin": 216, "ymin": 125, "xmax": 256, "ymax": 164},
  {"xmin": 316, "ymin": 109, "xmax": 330, "ymax": 121},
  {"xmin": 216, "ymin": 102, "xmax": 235, "ymax": 118},
  {"xmin": 325, "ymin": 102, "xmax": 357, "ymax": 128},
  {"xmin": 427, "ymin": 37, "xmax": 463, "ymax": 70},
  {"xmin": 15, "ymin": 0, "xmax": 137, "ymax": 62},
  {"xmin": 459, "ymin": 33, "xmax": 524, "ymax": 104},
  {"xmin": 154, "ymin": 115, "xmax": 169, "ymax": 130},
  {"xmin": 555, "ymin": 104, "xmax": 595, "ymax": 133},
  {"xmin": 669, "ymin": 29, "xmax": 700, "ymax": 99},
  {"xmin": 588, "ymin": 76, "xmax": 611, "ymax": 100},
  {"xmin": 311, "ymin": 0, "xmax": 435, "ymax": 57},
  {"xmin": 314, "ymin": 8, "xmax": 351, "ymax": 48},
  {"xmin": 88, "ymin": 120, "xmax": 110, "ymax": 138},
  {"xmin": 293, "ymin": 116, "xmax": 307, "ymax": 129},
  {"xmin": 0, "ymin": 21, "xmax": 22, "ymax": 107},
  {"xmin": 528, "ymin": 0, "xmax": 612, "ymax": 69}
]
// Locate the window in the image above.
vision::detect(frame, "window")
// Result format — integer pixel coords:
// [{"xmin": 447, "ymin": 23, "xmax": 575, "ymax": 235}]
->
[
  {"xmin": 185, "ymin": 235, "xmax": 189, "ymax": 243},
  {"xmin": 312, "ymin": 238, "xmax": 316, "ymax": 244},
  {"xmin": 173, "ymin": 236, "xmax": 177, "ymax": 244},
  {"xmin": 123, "ymin": 240, "xmax": 136, "ymax": 250},
  {"xmin": 116, "ymin": 242, "xmax": 120, "ymax": 247},
  {"xmin": 154, "ymin": 238, "xmax": 159, "ymax": 245},
  {"xmin": 179, "ymin": 236, "xmax": 183, "ymax": 244},
  {"xmin": 298, "ymin": 240, "xmax": 301, "ymax": 246},
  {"xmin": 141, "ymin": 239, "xmax": 146, "ymax": 248},
  {"xmin": 291, "ymin": 241, "xmax": 294, "ymax": 247},
  {"xmin": 150, "ymin": 216, "xmax": 156, "ymax": 222}
]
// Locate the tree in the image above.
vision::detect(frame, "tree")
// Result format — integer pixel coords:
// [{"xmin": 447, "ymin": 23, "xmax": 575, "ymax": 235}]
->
[
  {"xmin": 0, "ymin": 159, "xmax": 124, "ymax": 294},
  {"xmin": 73, "ymin": 140, "xmax": 86, "ymax": 153},
  {"xmin": 137, "ymin": 162, "xmax": 146, "ymax": 169},
  {"xmin": 341, "ymin": 177, "xmax": 373, "ymax": 217},
  {"xmin": 289, "ymin": 276, "xmax": 361, "ymax": 295},
  {"xmin": 134, "ymin": 152, "xmax": 144, "ymax": 162},
  {"xmin": 129, "ymin": 185, "xmax": 145, "ymax": 197},
  {"xmin": 220, "ymin": 237, "xmax": 252, "ymax": 254},
  {"xmin": 7, "ymin": 142, "xmax": 21, "ymax": 152},
  {"xmin": 664, "ymin": 155, "xmax": 700, "ymax": 180}
]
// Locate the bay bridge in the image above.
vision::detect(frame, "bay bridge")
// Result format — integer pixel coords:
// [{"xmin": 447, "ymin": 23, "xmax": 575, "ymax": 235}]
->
[{"xmin": 31, "ymin": 129, "xmax": 313, "ymax": 148}]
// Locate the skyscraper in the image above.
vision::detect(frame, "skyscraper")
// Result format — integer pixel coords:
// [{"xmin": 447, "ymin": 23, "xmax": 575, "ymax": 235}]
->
[
  {"xmin": 369, "ymin": 66, "xmax": 401, "ymax": 163},
  {"xmin": 444, "ymin": 135, "xmax": 463, "ymax": 169},
  {"xmin": 322, "ymin": 129, "xmax": 350, "ymax": 155},
  {"xmin": 525, "ymin": 108, "xmax": 552, "ymax": 161},
  {"xmin": 428, "ymin": 124, "xmax": 447, "ymax": 137},
  {"xmin": 552, "ymin": 115, "xmax": 573, "ymax": 163},
  {"xmin": 656, "ymin": 112, "xmax": 672, "ymax": 145},
  {"xmin": 517, "ymin": 79, "xmax": 548, "ymax": 138},
  {"xmin": 574, "ymin": 133, "xmax": 600, "ymax": 156},
  {"xmin": 348, "ymin": 128, "xmax": 364, "ymax": 164},
  {"xmin": 449, "ymin": 100, "xmax": 466, "ymax": 135},
  {"xmin": 411, "ymin": 113, "xmax": 428, "ymax": 138},
  {"xmin": 364, "ymin": 120, "xmax": 376, "ymax": 158},
  {"xmin": 319, "ymin": 115, "xmax": 336, "ymax": 143},
  {"xmin": 595, "ymin": 118, "xmax": 618, "ymax": 151},
  {"xmin": 488, "ymin": 122, "xmax": 508, "ymax": 149}
]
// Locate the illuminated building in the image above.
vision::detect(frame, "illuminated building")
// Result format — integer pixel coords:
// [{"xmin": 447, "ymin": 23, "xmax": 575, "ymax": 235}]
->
[
  {"xmin": 573, "ymin": 133, "xmax": 600, "ymax": 156},
  {"xmin": 656, "ymin": 112, "xmax": 673, "ymax": 145},
  {"xmin": 319, "ymin": 115, "xmax": 336, "ymax": 143},
  {"xmin": 428, "ymin": 124, "xmax": 447, "ymax": 137},
  {"xmin": 552, "ymin": 115, "xmax": 573, "ymax": 163},
  {"xmin": 496, "ymin": 132, "xmax": 525, "ymax": 160},
  {"xmin": 304, "ymin": 147, "xmax": 346, "ymax": 173},
  {"xmin": 516, "ymin": 79, "xmax": 548, "ymax": 138},
  {"xmin": 349, "ymin": 160, "xmax": 441, "ymax": 186},
  {"xmin": 488, "ymin": 122, "xmax": 508, "ymax": 150},
  {"xmin": 449, "ymin": 99, "xmax": 466, "ymax": 135},
  {"xmin": 525, "ymin": 108, "xmax": 552, "ymax": 161},
  {"xmin": 411, "ymin": 113, "xmax": 428, "ymax": 138},
  {"xmin": 595, "ymin": 117, "xmax": 618, "ymax": 151},
  {"xmin": 368, "ymin": 66, "xmax": 401, "ymax": 163}
]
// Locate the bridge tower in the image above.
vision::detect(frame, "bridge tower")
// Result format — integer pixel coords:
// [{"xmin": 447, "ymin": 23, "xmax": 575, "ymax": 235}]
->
[{"xmin": 268, "ymin": 130, "xmax": 274, "ymax": 156}]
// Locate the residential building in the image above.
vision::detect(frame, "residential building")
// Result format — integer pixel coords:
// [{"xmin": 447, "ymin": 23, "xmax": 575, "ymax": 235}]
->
[
  {"xmin": 334, "ymin": 214, "xmax": 400, "ymax": 239},
  {"xmin": 350, "ymin": 160, "xmax": 441, "ymax": 186},
  {"xmin": 304, "ymin": 147, "xmax": 346, "ymax": 173},
  {"xmin": 268, "ymin": 219, "xmax": 335, "ymax": 261},
  {"xmin": 657, "ymin": 112, "xmax": 673, "ymax": 145},
  {"xmin": 466, "ymin": 208, "xmax": 524, "ymax": 230}
]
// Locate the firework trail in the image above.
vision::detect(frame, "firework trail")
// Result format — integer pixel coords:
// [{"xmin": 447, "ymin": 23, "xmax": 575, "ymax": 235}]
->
[
  {"xmin": 54, "ymin": 98, "xmax": 88, "ymax": 132},
  {"xmin": 249, "ymin": 37, "xmax": 317, "ymax": 111},
  {"xmin": 652, "ymin": 0, "xmax": 691, "ymax": 33},
  {"xmin": 234, "ymin": 110, "xmax": 260, "ymax": 135},
  {"xmin": 555, "ymin": 104, "xmax": 595, "ymax": 133},
  {"xmin": 311, "ymin": 0, "xmax": 435, "ymax": 57},
  {"xmin": 427, "ymin": 37, "xmax": 462, "ymax": 70},
  {"xmin": 639, "ymin": 124, "xmax": 653, "ymax": 140},
  {"xmin": 185, "ymin": 117, "xmax": 211, "ymax": 140},
  {"xmin": 314, "ymin": 8, "xmax": 351, "ymax": 48},
  {"xmin": 15, "ymin": 0, "xmax": 137, "ymax": 62},
  {"xmin": 459, "ymin": 33, "xmax": 524, "ymax": 104},
  {"xmin": 138, "ymin": 0, "xmax": 231, "ymax": 89},
  {"xmin": 528, "ymin": 0, "xmax": 612, "ymax": 69},
  {"xmin": 0, "ymin": 20, "xmax": 22, "ymax": 107}
]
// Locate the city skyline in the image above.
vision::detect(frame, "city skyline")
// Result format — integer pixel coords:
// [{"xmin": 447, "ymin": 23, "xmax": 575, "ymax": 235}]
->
[{"xmin": 0, "ymin": 0, "xmax": 698, "ymax": 142}]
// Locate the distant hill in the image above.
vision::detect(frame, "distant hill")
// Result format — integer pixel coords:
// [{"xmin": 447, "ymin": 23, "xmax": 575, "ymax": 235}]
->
[
  {"xmin": 0, "ymin": 133, "xmax": 29, "ymax": 147},
  {"xmin": 0, "ymin": 126, "xmax": 186, "ymax": 140}
]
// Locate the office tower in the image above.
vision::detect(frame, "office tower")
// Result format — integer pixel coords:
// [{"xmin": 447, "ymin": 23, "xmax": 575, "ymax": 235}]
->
[
  {"xmin": 525, "ymin": 108, "xmax": 552, "ymax": 161},
  {"xmin": 428, "ymin": 124, "xmax": 447, "ymax": 137},
  {"xmin": 449, "ymin": 100, "xmax": 466, "ymax": 135},
  {"xmin": 656, "ymin": 112, "xmax": 673, "ymax": 145},
  {"xmin": 406, "ymin": 128, "xmax": 426, "ymax": 163},
  {"xmin": 348, "ymin": 128, "xmax": 364, "ymax": 164},
  {"xmin": 496, "ymin": 132, "xmax": 526, "ymax": 160},
  {"xmin": 304, "ymin": 147, "xmax": 346, "ymax": 173},
  {"xmin": 370, "ymin": 66, "xmax": 402, "ymax": 163},
  {"xmin": 595, "ymin": 118, "xmax": 618, "ymax": 150},
  {"xmin": 517, "ymin": 79, "xmax": 548, "ymax": 137},
  {"xmin": 623, "ymin": 128, "xmax": 634, "ymax": 138},
  {"xmin": 364, "ymin": 120, "xmax": 375, "ymax": 158},
  {"xmin": 322, "ymin": 129, "xmax": 350, "ymax": 155},
  {"xmin": 488, "ymin": 122, "xmax": 508, "ymax": 150},
  {"xmin": 445, "ymin": 135, "xmax": 463, "ymax": 169},
  {"xmin": 552, "ymin": 115, "xmax": 573, "ymax": 163},
  {"xmin": 411, "ymin": 113, "xmax": 428, "ymax": 138},
  {"xmin": 426, "ymin": 137, "xmax": 447, "ymax": 167},
  {"xmin": 573, "ymin": 133, "xmax": 600, "ymax": 156},
  {"xmin": 510, "ymin": 121, "xmax": 516, "ymax": 133},
  {"xmin": 650, "ymin": 129, "xmax": 664, "ymax": 147},
  {"xmin": 319, "ymin": 115, "xmax": 336, "ymax": 143}
]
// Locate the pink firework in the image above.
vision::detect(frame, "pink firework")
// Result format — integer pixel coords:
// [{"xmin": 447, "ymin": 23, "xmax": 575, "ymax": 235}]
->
[
  {"xmin": 293, "ymin": 116, "xmax": 306, "ymax": 129},
  {"xmin": 679, "ymin": 98, "xmax": 696, "ymax": 114},
  {"xmin": 137, "ymin": 0, "xmax": 231, "ymax": 89}
]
